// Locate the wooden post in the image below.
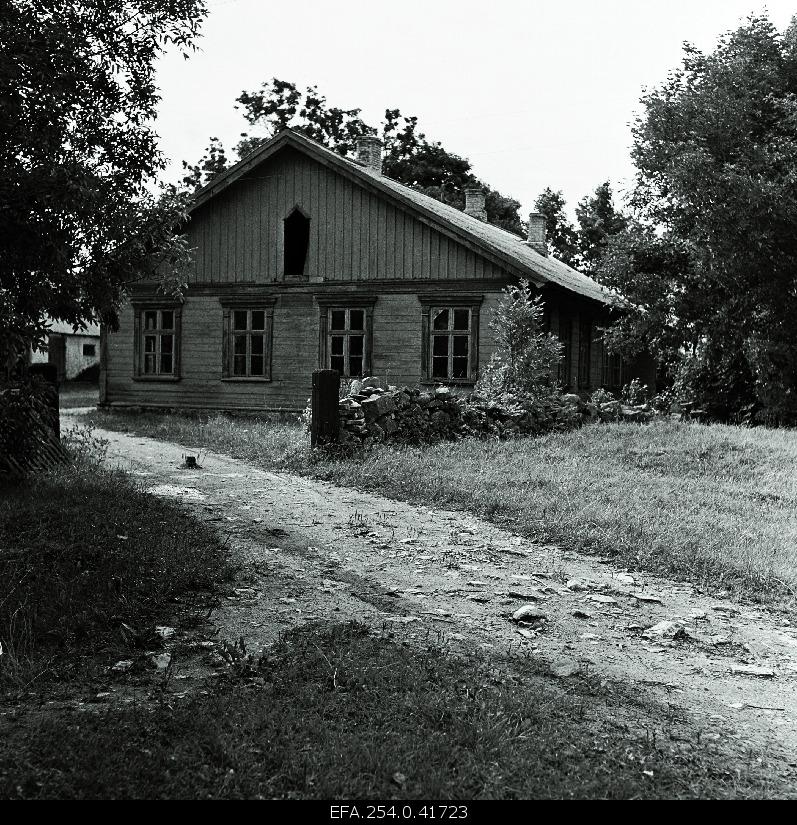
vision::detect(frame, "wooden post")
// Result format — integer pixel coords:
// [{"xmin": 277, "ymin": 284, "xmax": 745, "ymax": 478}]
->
[{"xmin": 311, "ymin": 369, "xmax": 340, "ymax": 448}]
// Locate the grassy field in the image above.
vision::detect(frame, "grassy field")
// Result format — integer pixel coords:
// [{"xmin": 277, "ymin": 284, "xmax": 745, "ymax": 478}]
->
[
  {"xmin": 82, "ymin": 410, "xmax": 797, "ymax": 602},
  {"xmin": 1, "ymin": 622, "xmax": 783, "ymax": 800}
]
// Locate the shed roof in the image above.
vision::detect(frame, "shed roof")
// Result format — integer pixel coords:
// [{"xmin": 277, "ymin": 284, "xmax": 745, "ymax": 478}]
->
[{"xmin": 192, "ymin": 129, "xmax": 620, "ymax": 306}]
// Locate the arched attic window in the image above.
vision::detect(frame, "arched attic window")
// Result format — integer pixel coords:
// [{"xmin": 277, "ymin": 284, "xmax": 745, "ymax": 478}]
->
[{"xmin": 284, "ymin": 208, "xmax": 310, "ymax": 278}]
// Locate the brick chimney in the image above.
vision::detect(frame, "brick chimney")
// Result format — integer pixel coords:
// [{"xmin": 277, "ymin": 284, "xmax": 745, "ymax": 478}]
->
[
  {"xmin": 526, "ymin": 212, "xmax": 548, "ymax": 256},
  {"xmin": 356, "ymin": 134, "xmax": 382, "ymax": 175},
  {"xmin": 464, "ymin": 187, "xmax": 487, "ymax": 221}
]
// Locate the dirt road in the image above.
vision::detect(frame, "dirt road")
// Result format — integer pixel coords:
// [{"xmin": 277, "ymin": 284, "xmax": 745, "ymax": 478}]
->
[{"xmin": 90, "ymin": 422, "xmax": 797, "ymax": 777}]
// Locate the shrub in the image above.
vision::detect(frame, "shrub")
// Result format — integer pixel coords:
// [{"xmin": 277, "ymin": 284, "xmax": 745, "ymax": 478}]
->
[
  {"xmin": 590, "ymin": 387, "xmax": 616, "ymax": 406},
  {"xmin": 621, "ymin": 378, "xmax": 649, "ymax": 405},
  {"xmin": 476, "ymin": 279, "xmax": 562, "ymax": 400}
]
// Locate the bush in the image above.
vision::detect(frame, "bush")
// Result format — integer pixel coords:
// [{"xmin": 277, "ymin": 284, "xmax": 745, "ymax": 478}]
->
[
  {"xmin": 621, "ymin": 378, "xmax": 649, "ymax": 405},
  {"xmin": 476, "ymin": 279, "xmax": 562, "ymax": 400}
]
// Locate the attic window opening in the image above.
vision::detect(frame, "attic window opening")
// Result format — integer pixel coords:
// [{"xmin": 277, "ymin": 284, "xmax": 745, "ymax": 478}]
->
[{"xmin": 284, "ymin": 209, "xmax": 310, "ymax": 277}]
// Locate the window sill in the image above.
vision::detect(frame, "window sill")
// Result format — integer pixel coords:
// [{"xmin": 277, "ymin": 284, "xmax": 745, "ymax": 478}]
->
[
  {"xmin": 221, "ymin": 377, "xmax": 272, "ymax": 383},
  {"xmin": 133, "ymin": 375, "xmax": 181, "ymax": 382}
]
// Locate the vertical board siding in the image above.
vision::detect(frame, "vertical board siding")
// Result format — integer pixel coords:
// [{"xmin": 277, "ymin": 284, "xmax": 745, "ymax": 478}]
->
[{"xmin": 180, "ymin": 147, "xmax": 508, "ymax": 285}]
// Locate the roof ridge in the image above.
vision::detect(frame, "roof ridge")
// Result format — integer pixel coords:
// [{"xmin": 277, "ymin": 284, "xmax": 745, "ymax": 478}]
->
[{"xmin": 192, "ymin": 127, "xmax": 619, "ymax": 306}]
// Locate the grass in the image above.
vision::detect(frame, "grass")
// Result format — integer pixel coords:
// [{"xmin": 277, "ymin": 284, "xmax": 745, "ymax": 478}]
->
[
  {"xmin": 59, "ymin": 381, "xmax": 99, "ymax": 409},
  {"xmin": 2, "ymin": 416, "xmax": 791, "ymax": 798},
  {"xmin": 0, "ymin": 621, "xmax": 785, "ymax": 800},
  {"xmin": 0, "ymin": 427, "xmax": 234, "ymax": 686},
  {"xmin": 82, "ymin": 410, "xmax": 797, "ymax": 602}
]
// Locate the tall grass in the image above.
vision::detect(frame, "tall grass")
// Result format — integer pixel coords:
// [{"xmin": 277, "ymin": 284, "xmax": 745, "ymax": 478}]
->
[
  {"xmin": 83, "ymin": 411, "xmax": 797, "ymax": 601},
  {"xmin": 320, "ymin": 421, "xmax": 797, "ymax": 600}
]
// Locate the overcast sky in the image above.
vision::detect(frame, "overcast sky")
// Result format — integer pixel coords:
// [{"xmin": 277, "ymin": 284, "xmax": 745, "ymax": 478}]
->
[{"xmin": 153, "ymin": 0, "xmax": 796, "ymax": 220}]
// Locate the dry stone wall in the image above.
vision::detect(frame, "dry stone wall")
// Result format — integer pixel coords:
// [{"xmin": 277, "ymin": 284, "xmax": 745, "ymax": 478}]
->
[{"xmin": 336, "ymin": 379, "xmax": 658, "ymax": 449}]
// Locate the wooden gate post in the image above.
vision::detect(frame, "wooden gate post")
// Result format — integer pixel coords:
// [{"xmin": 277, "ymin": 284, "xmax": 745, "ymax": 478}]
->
[{"xmin": 311, "ymin": 369, "xmax": 340, "ymax": 448}]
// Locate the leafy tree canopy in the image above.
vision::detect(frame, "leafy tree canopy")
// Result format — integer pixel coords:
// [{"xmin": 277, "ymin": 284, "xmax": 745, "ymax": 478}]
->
[
  {"xmin": 532, "ymin": 183, "xmax": 627, "ymax": 272},
  {"xmin": 533, "ymin": 188, "xmax": 580, "ymax": 267},
  {"xmin": 598, "ymin": 14, "xmax": 797, "ymax": 423},
  {"xmin": 182, "ymin": 79, "xmax": 525, "ymax": 235},
  {"xmin": 575, "ymin": 181, "xmax": 628, "ymax": 273},
  {"xmin": 0, "ymin": 0, "xmax": 206, "ymax": 368}
]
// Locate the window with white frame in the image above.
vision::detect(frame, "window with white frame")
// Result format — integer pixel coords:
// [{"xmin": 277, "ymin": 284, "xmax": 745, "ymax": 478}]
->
[
  {"xmin": 133, "ymin": 304, "xmax": 181, "ymax": 380},
  {"xmin": 232, "ymin": 309, "xmax": 268, "ymax": 377},
  {"xmin": 328, "ymin": 308, "xmax": 366, "ymax": 377},
  {"xmin": 220, "ymin": 298, "xmax": 275, "ymax": 381},
  {"xmin": 316, "ymin": 296, "xmax": 376, "ymax": 378},
  {"xmin": 419, "ymin": 295, "xmax": 482, "ymax": 383},
  {"xmin": 431, "ymin": 307, "xmax": 472, "ymax": 379}
]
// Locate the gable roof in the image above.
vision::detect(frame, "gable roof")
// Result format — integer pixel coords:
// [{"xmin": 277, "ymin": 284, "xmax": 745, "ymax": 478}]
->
[{"xmin": 192, "ymin": 129, "xmax": 619, "ymax": 306}]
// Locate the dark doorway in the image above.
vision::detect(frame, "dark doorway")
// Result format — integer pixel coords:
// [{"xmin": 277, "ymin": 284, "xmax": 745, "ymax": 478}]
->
[
  {"xmin": 48, "ymin": 333, "xmax": 66, "ymax": 382},
  {"xmin": 284, "ymin": 209, "xmax": 310, "ymax": 278}
]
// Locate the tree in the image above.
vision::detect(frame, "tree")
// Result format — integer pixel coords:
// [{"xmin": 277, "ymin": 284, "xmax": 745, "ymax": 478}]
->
[
  {"xmin": 0, "ymin": 0, "xmax": 206, "ymax": 369},
  {"xmin": 575, "ymin": 181, "xmax": 628, "ymax": 273},
  {"xmin": 602, "ymin": 14, "xmax": 797, "ymax": 423},
  {"xmin": 477, "ymin": 279, "xmax": 563, "ymax": 398},
  {"xmin": 186, "ymin": 79, "xmax": 525, "ymax": 235},
  {"xmin": 180, "ymin": 137, "xmax": 230, "ymax": 191},
  {"xmin": 533, "ymin": 188, "xmax": 579, "ymax": 266}
]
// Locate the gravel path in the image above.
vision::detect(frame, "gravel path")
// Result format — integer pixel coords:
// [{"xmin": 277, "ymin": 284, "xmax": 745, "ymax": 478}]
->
[{"xmin": 92, "ymin": 423, "xmax": 797, "ymax": 779}]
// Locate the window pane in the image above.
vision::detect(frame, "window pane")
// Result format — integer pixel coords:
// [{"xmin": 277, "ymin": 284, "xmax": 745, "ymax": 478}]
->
[
  {"xmin": 453, "ymin": 335, "xmax": 468, "ymax": 357},
  {"xmin": 432, "ymin": 335, "xmax": 449, "ymax": 356},
  {"xmin": 250, "ymin": 355, "xmax": 264, "ymax": 376},
  {"xmin": 233, "ymin": 310, "xmax": 248, "ymax": 331},
  {"xmin": 160, "ymin": 334, "xmax": 173, "ymax": 355},
  {"xmin": 234, "ymin": 335, "xmax": 247, "ymax": 355},
  {"xmin": 251, "ymin": 311, "xmax": 265, "ymax": 330},
  {"xmin": 160, "ymin": 353, "xmax": 173, "ymax": 374},
  {"xmin": 349, "ymin": 335, "xmax": 363, "ymax": 356},
  {"xmin": 144, "ymin": 335, "xmax": 156, "ymax": 353},
  {"xmin": 453, "ymin": 309, "xmax": 469, "ymax": 330},
  {"xmin": 432, "ymin": 356, "xmax": 448, "ymax": 378},
  {"xmin": 233, "ymin": 355, "xmax": 246, "ymax": 376},
  {"xmin": 330, "ymin": 310, "xmax": 346, "ymax": 330},
  {"xmin": 349, "ymin": 356, "xmax": 362, "ymax": 377},
  {"xmin": 144, "ymin": 353, "xmax": 156, "ymax": 374},
  {"xmin": 331, "ymin": 335, "xmax": 344, "ymax": 355},
  {"xmin": 433, "ymin": 309, "xmax": 449, "ymax": 330},
  {"xmin": 251, "ymin": 335, "xmax": 264, "ymax": 355},
  {"xmin": 161, "ymin": 310, "xmax": 174, "ymax": 330},
  {"xmin": 452, "ymin": 357, "xmax": 468, "ymax": 379},
  {"xmin": 330, "ymin": 355, "xmax": 345, "ymax": 373},
  {"xmin": 349, "ymin": 309, "xmax": 364, "ymax": 330}
]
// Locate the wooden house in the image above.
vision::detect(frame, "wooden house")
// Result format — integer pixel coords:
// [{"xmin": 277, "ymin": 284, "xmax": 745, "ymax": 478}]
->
[{"xmin": 101, "ymin": 129, "xmax": 653, "ymax": 412}]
